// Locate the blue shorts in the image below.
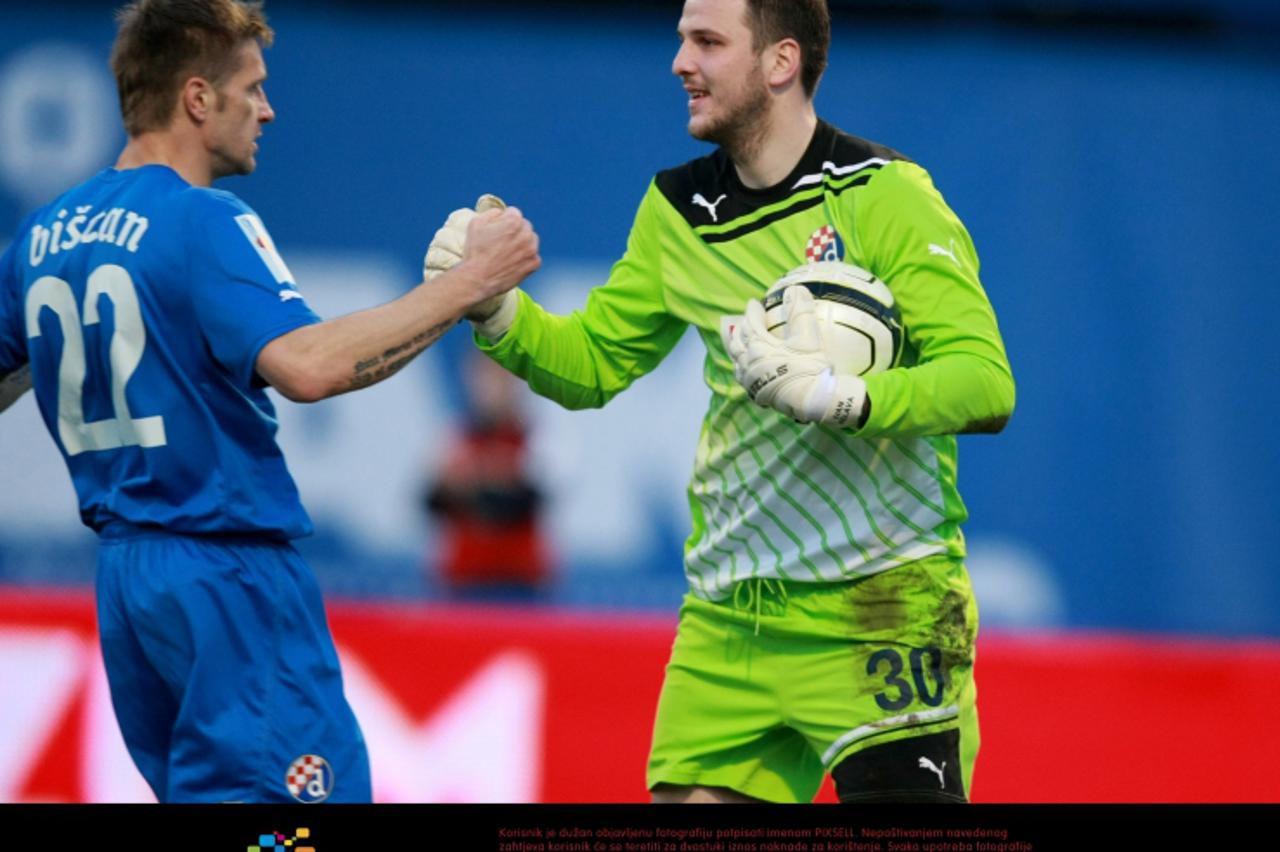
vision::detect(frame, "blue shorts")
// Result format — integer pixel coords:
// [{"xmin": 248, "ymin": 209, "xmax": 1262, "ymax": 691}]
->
[{"xmin": 95, "ymin": 527, "xmax": 371, "ymax": 803}]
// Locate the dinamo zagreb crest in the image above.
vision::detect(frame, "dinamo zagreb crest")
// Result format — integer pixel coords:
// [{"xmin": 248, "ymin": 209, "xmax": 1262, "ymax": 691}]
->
[
  {"xmin": 805, "ymin": 224, "xmax": 845, "ymax": 263},
  {"xmin": 285, "ymin": 754, "xmax": 334, "ymax": 803}
]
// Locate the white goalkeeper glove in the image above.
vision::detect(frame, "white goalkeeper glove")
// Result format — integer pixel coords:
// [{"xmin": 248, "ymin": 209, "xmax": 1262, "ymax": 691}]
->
[
  {"xmin": 720, "ymin": 286, "xmax": 869, "ymax": 428},
  {"xmin": 423, "ymin": 193, "xmax": 519, "ymax": 334}
]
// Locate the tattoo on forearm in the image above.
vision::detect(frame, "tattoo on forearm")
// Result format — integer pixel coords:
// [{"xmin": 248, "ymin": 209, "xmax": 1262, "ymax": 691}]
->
[
  {"xmin": 346, "ymin": 319, "xmax": 455, "ymax": 392},
  {"xmin": 382, "ymin": 340, "xmax": 413, "ymax": 359}
]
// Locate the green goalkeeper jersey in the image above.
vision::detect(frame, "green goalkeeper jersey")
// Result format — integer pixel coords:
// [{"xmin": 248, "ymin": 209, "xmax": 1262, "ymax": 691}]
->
[{"xmin": 479, "ymin": 120, "xmax": 1015, "ymax": 600}]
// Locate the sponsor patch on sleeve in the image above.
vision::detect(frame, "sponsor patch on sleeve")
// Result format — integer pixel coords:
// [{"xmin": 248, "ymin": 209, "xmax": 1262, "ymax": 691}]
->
[{"xmin": 235, "ymin": 213, "xmax": 296, "ymax": 285}]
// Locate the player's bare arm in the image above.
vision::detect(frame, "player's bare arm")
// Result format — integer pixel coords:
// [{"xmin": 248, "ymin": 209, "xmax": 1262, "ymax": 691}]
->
[
  {"xmin": 0, "ymin": 364, "xmax": 32, "ymax": 413},
  {"xmin": 256, "ymin": 207, "xmax": 539, "ymax": 402}
]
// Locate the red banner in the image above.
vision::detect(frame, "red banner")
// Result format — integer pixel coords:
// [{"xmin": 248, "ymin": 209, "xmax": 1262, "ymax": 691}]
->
[{"xmin": 1, "ymin": 587, "xmax": 1277, "ymax": 803}]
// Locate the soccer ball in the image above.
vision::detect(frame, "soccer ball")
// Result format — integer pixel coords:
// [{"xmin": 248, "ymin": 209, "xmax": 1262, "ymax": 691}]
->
[{"xmin": 762, "ymin": 261, "xmax": 904, "ymax": 377}]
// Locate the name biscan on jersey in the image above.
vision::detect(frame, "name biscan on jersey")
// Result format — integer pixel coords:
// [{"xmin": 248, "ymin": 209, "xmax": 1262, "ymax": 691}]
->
[{"xmin": 28, "ymin": 205, "xmax": 150, "ymax": 268}]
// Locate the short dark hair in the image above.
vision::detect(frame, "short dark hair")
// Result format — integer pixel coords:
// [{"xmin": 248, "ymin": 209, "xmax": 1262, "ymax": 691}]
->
[
  {"xmin": 744, "ymin": 0, "xmax": 830, "ymax": 98},
  {"xmin": 110, "ymin": 0, "xmax": 274, "ymax": 136}
]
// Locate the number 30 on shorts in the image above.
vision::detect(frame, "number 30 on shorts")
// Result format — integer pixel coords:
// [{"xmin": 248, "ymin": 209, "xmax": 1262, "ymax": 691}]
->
[{"xmin": 866, "ymin": 647, "xmax": 947, "ymax": 712}]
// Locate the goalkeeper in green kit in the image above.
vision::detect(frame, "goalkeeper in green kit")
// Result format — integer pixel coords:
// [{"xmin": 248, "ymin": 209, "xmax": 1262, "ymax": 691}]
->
[{"xmin": 426, "ymin": 0, "xmax": 1014, "ymax": 803}]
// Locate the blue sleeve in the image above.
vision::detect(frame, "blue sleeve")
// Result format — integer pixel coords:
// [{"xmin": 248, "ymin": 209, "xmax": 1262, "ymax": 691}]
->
[
  {"xmin": 0, "ymin": 221, "xmax": 32, "ymax": 375},
  {"xmin": 183, "ymin": 190, "xmax": 321, "ymax": 387}
]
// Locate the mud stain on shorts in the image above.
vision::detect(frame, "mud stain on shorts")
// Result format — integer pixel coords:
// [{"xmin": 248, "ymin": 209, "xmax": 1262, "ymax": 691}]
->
[
  {"xmin": 845, "ymin": 571, "xmax": 912, "ymax": 635},
  {"xmin": 936, "ymin": 589, "xmax": 974, "ymax": 650}
]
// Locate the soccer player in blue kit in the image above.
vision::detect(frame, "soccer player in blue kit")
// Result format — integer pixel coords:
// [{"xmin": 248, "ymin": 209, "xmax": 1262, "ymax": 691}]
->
[{"xmin": 0, "ymin": 0, "xmax": 541, "ymax": 803}]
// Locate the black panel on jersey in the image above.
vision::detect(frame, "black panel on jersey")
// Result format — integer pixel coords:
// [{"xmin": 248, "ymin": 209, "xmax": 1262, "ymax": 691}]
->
[
  {"xmin": 654, "ymin": 120, "xmax": 908, "ymax": 241},
  {"xmin": 831, "ymin": 727, "xmax": 968, "ymax": 804},
  {"xmin": 697, "ymin": 175, "xmax": 873, "ymax": 244}
]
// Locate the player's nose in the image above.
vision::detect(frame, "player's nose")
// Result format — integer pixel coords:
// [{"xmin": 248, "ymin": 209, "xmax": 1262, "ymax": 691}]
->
[
  {"xmin": 259, "ymin": 94, "xmax": 276, "ymax": 124},
  {"xmin": 672, "ymin": 41, "xmax": 695, "ymax": 78}
]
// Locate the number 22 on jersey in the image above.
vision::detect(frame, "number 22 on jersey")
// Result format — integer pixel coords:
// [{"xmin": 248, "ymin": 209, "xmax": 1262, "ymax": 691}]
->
[{"xmin": 25, "ymin": 263, "xmax": 167, "ymax": 456}]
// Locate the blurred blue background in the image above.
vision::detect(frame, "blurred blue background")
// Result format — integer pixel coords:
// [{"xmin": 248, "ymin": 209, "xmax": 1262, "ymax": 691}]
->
[{"xmin": 1, "ymin": 0, "xmax": 1277, "ymax": 637}]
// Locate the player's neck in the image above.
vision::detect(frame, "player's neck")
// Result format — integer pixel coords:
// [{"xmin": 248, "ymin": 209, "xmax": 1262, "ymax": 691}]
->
[
  {"xmin": 116, "ymin": 132, "xmax": 215, "ymax": 188},
  {"xmin": 730, "ymin": 104, "xmax": 817, "ymax": 190}
]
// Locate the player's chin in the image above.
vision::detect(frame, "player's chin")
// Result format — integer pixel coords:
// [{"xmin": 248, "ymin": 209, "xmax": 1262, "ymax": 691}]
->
[
  {"xmin": 687, "ymin": 115, "xmax": 717, "ymax": 142},
  {"xmin": 688, "ymin": 117, "xmax": 728, "ymax": 146},
  {"xmin": 211, "ymin": 153, "xmax": 257, "ymax": 181}
]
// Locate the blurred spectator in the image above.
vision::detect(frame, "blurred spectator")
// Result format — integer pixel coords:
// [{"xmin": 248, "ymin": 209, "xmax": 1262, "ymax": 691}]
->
[{"xmin": 423, "ymin": 351, "xmax": 552, "ymax": 598}]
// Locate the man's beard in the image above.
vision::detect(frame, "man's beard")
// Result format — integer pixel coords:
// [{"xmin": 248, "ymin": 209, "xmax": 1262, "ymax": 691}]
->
[
  {"xmin": 691, "ymin": 65, "xmax": 770, "ymax": 166},
  {"xmin": 210, "ymin": 150, "xmax": 254, "ymax": 181},
  {"xmin": 210, "ymin": 96, "xmax": 256, "ymax": 179}
]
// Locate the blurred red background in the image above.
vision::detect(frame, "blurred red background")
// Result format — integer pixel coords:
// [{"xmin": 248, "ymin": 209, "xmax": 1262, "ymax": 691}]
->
[{"xmin": 2, "ymin": 587, "xmax": 1276, "ymax": 803}]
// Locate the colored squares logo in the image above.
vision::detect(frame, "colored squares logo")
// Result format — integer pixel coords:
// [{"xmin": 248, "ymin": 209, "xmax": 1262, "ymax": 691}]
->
[{"xmin": 248, "ymin": 827, "xmax": 311, "ymax": 852}]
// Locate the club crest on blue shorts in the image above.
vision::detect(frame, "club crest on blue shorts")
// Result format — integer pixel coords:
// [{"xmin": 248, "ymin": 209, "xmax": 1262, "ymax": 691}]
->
[{"xmin": 285, "ymin": 754, "xmax": 334, "ymax": 803}]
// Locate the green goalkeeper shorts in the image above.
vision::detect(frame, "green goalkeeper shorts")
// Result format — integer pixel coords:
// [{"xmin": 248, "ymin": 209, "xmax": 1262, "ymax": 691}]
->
[{"xmin": 647, "ymin": 554, "xmax": 979, "ymax": 803}]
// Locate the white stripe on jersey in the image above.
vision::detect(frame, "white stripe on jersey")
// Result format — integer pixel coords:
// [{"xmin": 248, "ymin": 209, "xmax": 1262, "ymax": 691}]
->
[
  {"xmin": 791, "ymin": 157, "xmax": 892, "ymax": 190},
  {"xmin": 684, "ymin": 394, "xmax": 951, "ymax": 599}
]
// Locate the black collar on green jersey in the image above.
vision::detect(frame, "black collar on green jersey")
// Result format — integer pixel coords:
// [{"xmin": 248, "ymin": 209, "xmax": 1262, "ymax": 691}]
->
[{"xmin": 655, "ymin": 119, "xmax": 909, "ymax": 244}]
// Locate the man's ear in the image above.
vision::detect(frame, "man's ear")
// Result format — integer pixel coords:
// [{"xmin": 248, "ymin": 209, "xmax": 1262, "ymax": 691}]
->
[
  {"xmin": 765, "ymin": 37, "xmax": 803, "ymax": 91},
  {"xmin": 180, "ymin": 76, "xmax": 216, "ymax": 123}
]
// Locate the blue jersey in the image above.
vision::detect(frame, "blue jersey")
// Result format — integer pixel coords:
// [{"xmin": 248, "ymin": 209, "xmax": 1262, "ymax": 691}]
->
[{"xmin": 0, "ymin": 165, "xmax": 320, "ymax": 538}]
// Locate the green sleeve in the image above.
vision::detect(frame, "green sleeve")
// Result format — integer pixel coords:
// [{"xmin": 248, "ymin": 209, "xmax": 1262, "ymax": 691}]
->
[
  {"xmin": 850, "ymin": 161, "xmax": 1016, "ymax": 437},
  {"xmin": 475, "ymin": 182, "xmax": 688, "ymax": 410}
]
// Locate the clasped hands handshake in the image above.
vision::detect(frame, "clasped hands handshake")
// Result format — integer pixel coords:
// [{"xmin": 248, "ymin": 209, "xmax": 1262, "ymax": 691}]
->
[
  {"xmin": 422, "ymin": 197, "xmax": 866, "ymax": 427},
  {"xmin": 422, "ymin": 194, "xmax": 538, "ymax": 335}
]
